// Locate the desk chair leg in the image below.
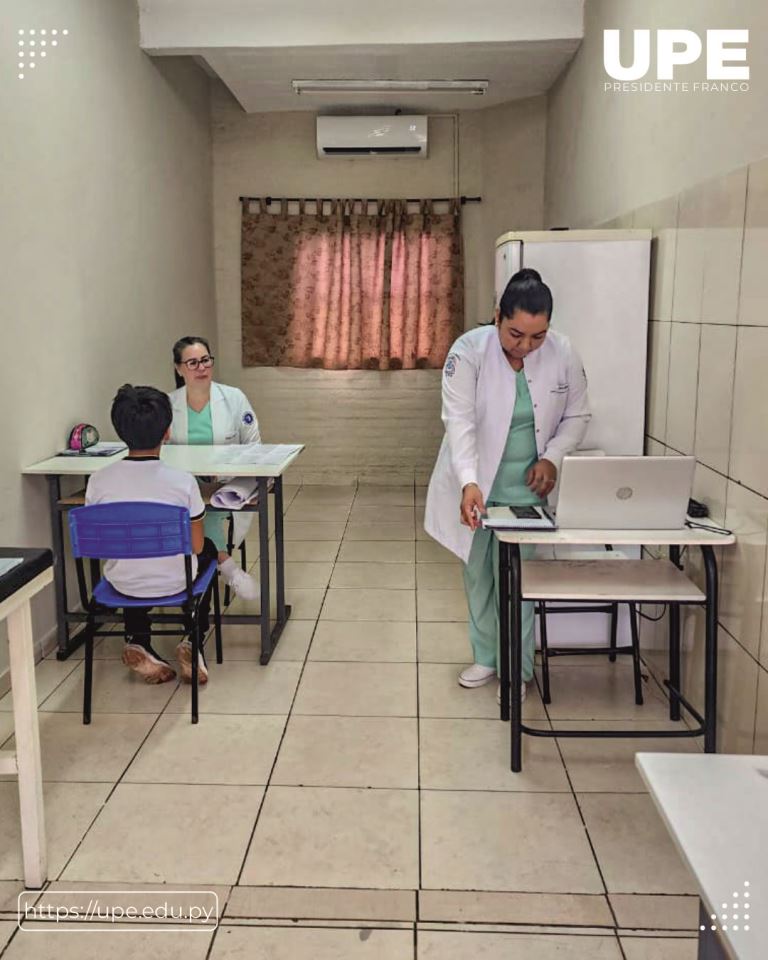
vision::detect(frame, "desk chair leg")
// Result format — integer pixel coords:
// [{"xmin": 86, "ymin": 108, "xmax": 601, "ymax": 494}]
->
[
  {"xmin": 538, "ymin": 601, "xmax": 551, "ymax": 705},
  {"xmin": 668, "ymin": 546, "xmax": 683, "ymax": 722},
  {"xmin": 191, "ymin": 618, "xmax": 199, "ymax": 724},
  {"xmin": 212, "ymin": 574, "xmax": 223, "ymax": 664},
  {"xmin": 509, "ymin": 544, "xmax": 524, "ymax": 773},
  {"xmin": 223, "ymin": 516, "xmax": 235, "ymax": 607},
  {"xmin": 48, "ymin": 474, "xmax": 71, "ymax": 659},
  {"xmin": 628, "ymin": 602, "xmax": 643, "ymax": 705},
  {"xmin": 702, "ymin": 546, "xmax": 718, "ymax": 753},
  {"xmin": 609, "ymin": 603, "xmax": 618, "ymax": 662},
  {"xmin": 258, "ymin": 478, "xmax": 272, "ymax": 665},
  {"xmin": 83, "ymin": 613, "xmax": 95, "ymax": 725},
  {"xmin": 668, "ymin": 598, "xmax": 682, "ymax": 722}
]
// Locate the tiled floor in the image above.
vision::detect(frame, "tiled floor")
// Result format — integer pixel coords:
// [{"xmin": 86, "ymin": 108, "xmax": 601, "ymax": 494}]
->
[{"xmin": 0, "ymin": 484, "xmax": 702, "ymax": 958}]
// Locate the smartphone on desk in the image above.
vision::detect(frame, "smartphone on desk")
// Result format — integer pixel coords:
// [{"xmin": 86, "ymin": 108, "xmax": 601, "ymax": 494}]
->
[{"xmin": 509, "ymin": 505, "xmax": 541, "ymax": 520}]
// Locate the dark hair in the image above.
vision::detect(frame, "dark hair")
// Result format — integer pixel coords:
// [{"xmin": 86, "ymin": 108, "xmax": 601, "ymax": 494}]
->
[
  {"xmin": 499, "ymin": 268, "xmax": 553, "ymax": 321},
  {"xmin": 172, "ymin": 336, "xmax": 211, "ymax": 389},
  {"xmin": 111, "ymin": 385, "xmax": 172, "ymax": 450}
]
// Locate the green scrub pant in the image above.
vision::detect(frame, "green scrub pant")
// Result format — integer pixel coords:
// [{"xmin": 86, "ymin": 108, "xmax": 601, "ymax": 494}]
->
[
  {"xmin": 463, "ymin": 529, "xmax": 536, "ymax": 682},
  {"xmin": 204, "ymin": 512, "xmax": 230, "ymax": 554}
]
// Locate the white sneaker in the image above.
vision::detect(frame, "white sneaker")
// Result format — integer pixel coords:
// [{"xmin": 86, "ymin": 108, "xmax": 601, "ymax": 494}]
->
[
  {"xmin": 219, "ymin": 557, "xmax": 259, "ymax": 601},
  {"xmin": 458, "ymin": 664, "xmax": 496, "ymax": 688},
  {"xmin": 121, "ymin": 642, "xmax": 176, "ymax": 684},
  {"xmin": 176, "ymin": 639, "xmax": 209, "ymax": 686},
  {"xmin": 497, "ymin": 682, "xmax": 528, "ymax": 705}
]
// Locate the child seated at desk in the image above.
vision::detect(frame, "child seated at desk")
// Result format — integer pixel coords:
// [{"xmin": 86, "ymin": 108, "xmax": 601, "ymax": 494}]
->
[{"xmin": 85, "ymin": 385, "xmax": 258, "ymax": 685}]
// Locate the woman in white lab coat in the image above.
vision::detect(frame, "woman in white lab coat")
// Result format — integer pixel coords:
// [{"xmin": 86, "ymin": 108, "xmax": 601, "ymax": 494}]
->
[
  {"xmin": 169, "ymin": 335, "xmax": 260, "ymax": 599},
  {"xmin": 424, "ymin": 269, "xmax": 590, "ymax": 701}
]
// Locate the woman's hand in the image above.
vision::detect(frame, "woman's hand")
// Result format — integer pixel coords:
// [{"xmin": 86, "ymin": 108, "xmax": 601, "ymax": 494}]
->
[
  {"xmin": 526, "ymin": 459, "xmax": 557, "ymax": 498},
  {"xmin": 460, "ymin": 483, "xmax": 486, "ymax": 530}
]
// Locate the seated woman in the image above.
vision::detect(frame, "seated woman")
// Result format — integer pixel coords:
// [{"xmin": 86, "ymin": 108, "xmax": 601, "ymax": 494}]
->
[{"xmin": 168, "ymin": 335, "xmax": 259, "ymax": 601}]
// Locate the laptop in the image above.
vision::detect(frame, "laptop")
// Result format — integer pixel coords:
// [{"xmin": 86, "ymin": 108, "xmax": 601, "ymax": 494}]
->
[
  {"xmin": 482, "ymin": 455, "xmax": 695, "ymax": 532},
  {"xmin": 555, "ymin": 455, "xmax": 695, "ymax": 530}
]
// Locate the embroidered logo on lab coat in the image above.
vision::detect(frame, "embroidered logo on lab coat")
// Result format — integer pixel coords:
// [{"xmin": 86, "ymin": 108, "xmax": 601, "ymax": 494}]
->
[
  {"xmin": 242, "ymin": 412, "xmax": 255, "ymax": 425},
  {"xmin": 444, "ymin": 353, "xmax": 459, "ymax": 378}
]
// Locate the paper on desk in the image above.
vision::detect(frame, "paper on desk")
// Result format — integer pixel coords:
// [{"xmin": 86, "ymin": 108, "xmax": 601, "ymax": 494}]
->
[
  {"xmin": 212, "ymin": 443, "xmax": 302, "ymax": 465},
  {"xmin": 0, "ymin": 558, "xmax": 24, "ymax": 577},
  {"xmin": 210, "ymin": 478, "xmax": 259, "ymax": 510}
]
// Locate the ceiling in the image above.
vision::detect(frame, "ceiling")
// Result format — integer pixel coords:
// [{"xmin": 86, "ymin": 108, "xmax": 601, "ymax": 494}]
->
[
  {"xmin": 198, "ymin": 40, "xmax": 581, "ymax": 113},
  {"xmin": 139, "ymin": 0, "xmax": 583, "ymax": 114}
]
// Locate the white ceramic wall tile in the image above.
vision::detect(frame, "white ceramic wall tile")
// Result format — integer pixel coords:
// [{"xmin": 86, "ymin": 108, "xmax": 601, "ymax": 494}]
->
[
  {"xmin": 762, "ymin": 558, "xmax": 768, "ymax": 672},
  {"xmin": 665, "ymin": 323, "xmax": 701, "ymax": 454},
  {"xmin": 672, "ymin": 168, "xmax": 747, "ymax": 325},
  {"xmin": 699, "ymin": 169, "xmax": 747, "ymax": 325},
  {"xmin": 692, "ymin": 462, "xmax": 728, "ymax": 527},
  {"xmin": 754, "ymin": 667, "xmax": 768, "ymax": 751},
  {"xmin": 739, "ymin": 156, "xmax": 768, "ymax": 326},
  {"xmin": 646, "ymin": 322, "xmax": 671, "ymax": 442},
  {"xmin": 717, "ymin": 629, "xmax": 760, "ymax": 754},
  {"xmin": 720, "ymin": 481, "xmax": 768, "ymax": 659},
  {"xmin": 644, "ymin": 438, "xmax": 665, "ymax": 457},
  {"xmin": 694, "ymin": 324, "xmax": 736, "ymax": 474},
  {"xmin": 634, "ymin": 195, "xmax": 679, "ymax": 322},
  {"xmin": 671, "ymin": 223, "xmax": 707, "ymax": 322},
  {"xmin": 730, "ymin": 326, "xmax": 768, "ymax": 496},
  {"xmin": 651, "ymin": 227, "xmax": 679, "ymax": 323}
]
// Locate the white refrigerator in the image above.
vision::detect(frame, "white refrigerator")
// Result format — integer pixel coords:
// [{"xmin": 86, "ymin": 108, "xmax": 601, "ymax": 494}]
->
[{"xmin": 495, "ymin": 229, "xmax": 652, "ymax": 647}]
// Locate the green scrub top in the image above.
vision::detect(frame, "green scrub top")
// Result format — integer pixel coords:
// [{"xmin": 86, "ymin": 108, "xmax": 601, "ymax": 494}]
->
[
  {"xmin": 488, "ymin": 369, "xmax": 541, "ymax": 505},
  {"xmin": 187, "ymin": 404, "xmax": 214, "ymax": 446},
  {"xmin": 187, "ymin": 403, "xmax": 229, "ymax": 552}
]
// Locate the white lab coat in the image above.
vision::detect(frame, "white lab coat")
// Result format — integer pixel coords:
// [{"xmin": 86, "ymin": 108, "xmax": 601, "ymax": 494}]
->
[
  {"xmin": 424, "ymin": 325, "xmax": 591, "ymax": 562},
  {"xmin": 168, "ymin": 381, "xmax": 261, "ymax": 544}
]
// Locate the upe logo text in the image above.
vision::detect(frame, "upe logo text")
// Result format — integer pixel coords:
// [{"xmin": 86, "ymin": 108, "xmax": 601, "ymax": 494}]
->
[{"xmin": 603, "ymin": 30, "xmax": 749, "ymax": 81}]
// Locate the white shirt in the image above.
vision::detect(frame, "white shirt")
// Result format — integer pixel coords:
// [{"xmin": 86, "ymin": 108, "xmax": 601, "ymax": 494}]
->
[
  {"xmin": 168, "ymin": 382, "xmax": 260, "ymax": 445},
  {"xmin": 424, "ymin": 325, "xmax": 591, "ymax": 562},
  {"xmin": 85, "ymin": 458, "xmax": 205, "ymax": 599}
]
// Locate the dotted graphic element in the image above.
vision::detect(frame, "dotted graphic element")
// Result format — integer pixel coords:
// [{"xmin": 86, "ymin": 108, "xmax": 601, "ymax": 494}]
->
[
  {"xmin": 14, "ymin": 27, "xmax": 68, "ymax": 79},
  {"xmin": 704, "ymin": 882, "xmax": 753, "ymax": 934}
]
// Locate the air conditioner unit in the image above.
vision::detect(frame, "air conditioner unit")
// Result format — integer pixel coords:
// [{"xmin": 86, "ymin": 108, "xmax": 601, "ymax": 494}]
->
[{"xmin": 316, "ymin": 116, "xmax": 428, "ymax": 159}]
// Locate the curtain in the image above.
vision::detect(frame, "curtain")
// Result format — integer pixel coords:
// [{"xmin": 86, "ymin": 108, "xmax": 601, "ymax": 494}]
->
[{"xmin": 241, "ymin": 198, "xmax": 464, "ymax": 370}]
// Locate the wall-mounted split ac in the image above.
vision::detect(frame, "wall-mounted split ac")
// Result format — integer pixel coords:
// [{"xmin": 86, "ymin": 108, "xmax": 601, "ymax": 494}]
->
[{"xmin": 316, "ymin": 116, "xmax": 428, "ymax": 159}]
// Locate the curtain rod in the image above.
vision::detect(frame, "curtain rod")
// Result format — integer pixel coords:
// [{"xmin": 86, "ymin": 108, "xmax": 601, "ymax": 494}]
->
[{"xmin": 238, "ymin": 195, "xmax": 481, "ymax": 204}]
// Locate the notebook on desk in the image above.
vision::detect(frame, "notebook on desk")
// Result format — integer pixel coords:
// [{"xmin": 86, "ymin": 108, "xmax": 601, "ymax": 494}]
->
[
  {"xmin": 483, "ymin": 504, "xmax": 556, "ymax": 530},
  {"xmin": 55, "ymin": 442, "xmax": 127, "ymax": 458}
]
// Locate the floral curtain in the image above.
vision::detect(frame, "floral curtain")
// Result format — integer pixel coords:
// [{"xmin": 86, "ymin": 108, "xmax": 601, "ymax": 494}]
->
[{"xmin": 241, "ymin": 198, "xmax": 464, "ymax": 370}]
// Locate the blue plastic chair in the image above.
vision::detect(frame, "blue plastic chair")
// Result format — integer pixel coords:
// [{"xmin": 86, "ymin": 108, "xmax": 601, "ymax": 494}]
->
[{"xmin": 68, "ymin": 502, "xmax": 222, "ymax": 724}]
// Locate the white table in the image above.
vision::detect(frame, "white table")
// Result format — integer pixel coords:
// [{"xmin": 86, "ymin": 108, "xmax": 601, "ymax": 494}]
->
[
  {"xmin": 637, "ymin": 753, "xmax": 768, "ymax": 960},
  {"xmin": 487, "ymin": 517, "xmax": 735, "ymax": 772},
  {"xmin": 0, "ymin": 549, "xmax": 53, "ymax": 888},
  {"xmin": 22, "ymin": 445, "xmax": 304, "ymax": 664}
]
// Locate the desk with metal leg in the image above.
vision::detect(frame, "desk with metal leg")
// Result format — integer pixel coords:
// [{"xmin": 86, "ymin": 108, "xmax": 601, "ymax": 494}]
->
[
  {"xmin": 22, "ymin": 445, "xmax": 303, "ymax": 665},
  {"xmin": 490, "ymin": 523, "xmax": 734, "ymax": 773},
  {"xmin": 0, "ymin": 548, "xmax": 53, "ymax": 889},
  {"xmin": 636, "ymin": 752, "xmax": 767, "ymax": 960}
]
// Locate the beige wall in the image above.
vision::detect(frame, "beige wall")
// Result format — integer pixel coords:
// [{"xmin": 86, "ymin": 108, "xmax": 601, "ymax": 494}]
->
[
  {"xmin": 1, "ymin": 0, "xmax": 215, "ymax": 664},
  {"xmin": 211, "ymin": 85, "xmax": 546, "ymax": 483},
  {"xmin": 545, "ymin": 0, "xmax": 768, "ymax": 228},
  {"xmin": 544, "ymin": 0, "xmax": 768, "ymax": 752}
]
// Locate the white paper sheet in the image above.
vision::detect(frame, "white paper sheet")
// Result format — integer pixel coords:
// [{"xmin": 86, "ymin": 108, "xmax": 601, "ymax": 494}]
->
[
  {"xmin": 210, "ymin": 478, "xmax": 260, "ymax": 509},
  {"xmin": 212, "ymin": 443, "xmax": 302, "ymax": 466}
]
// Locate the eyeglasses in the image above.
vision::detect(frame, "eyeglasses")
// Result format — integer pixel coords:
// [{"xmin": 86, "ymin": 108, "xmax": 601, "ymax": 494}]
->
[{"xmin": 180, "ymin": 355, "xmax": 215, "ymax": 370}]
